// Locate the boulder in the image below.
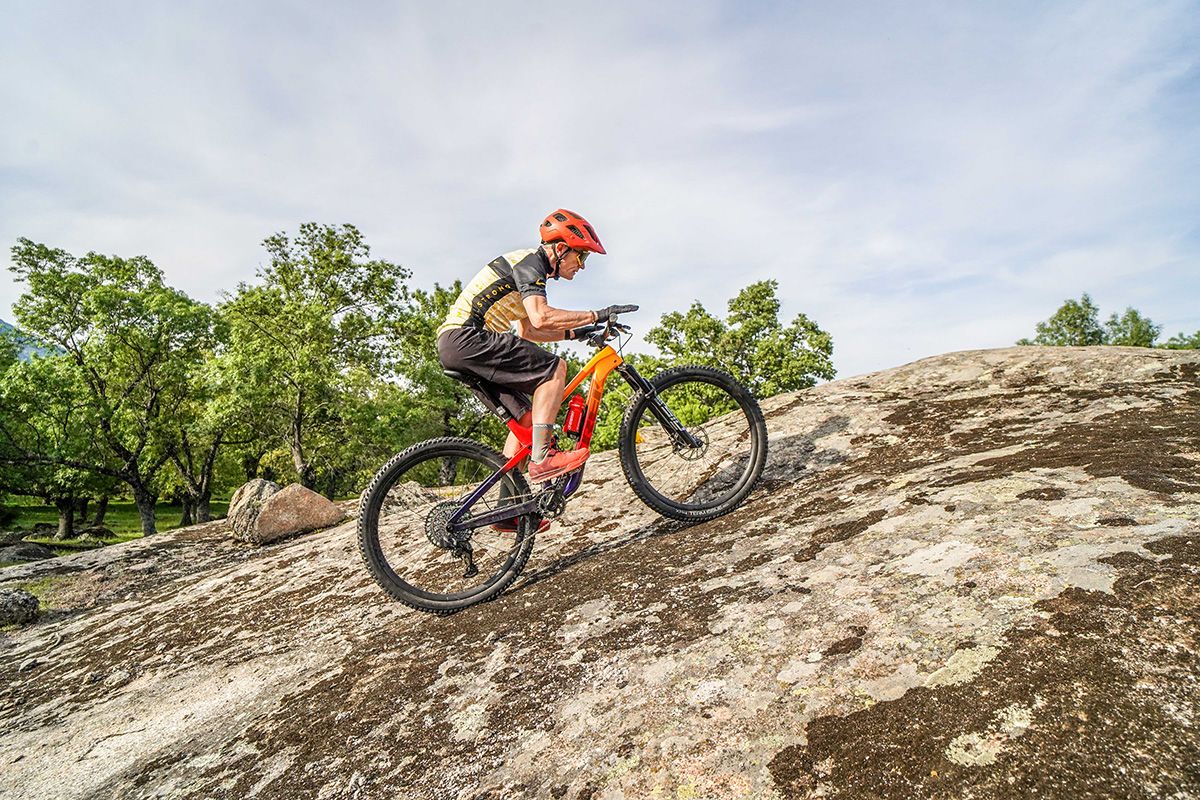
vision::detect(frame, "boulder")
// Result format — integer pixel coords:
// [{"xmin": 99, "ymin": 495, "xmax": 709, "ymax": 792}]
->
[
  {"xmin": 76, "ymin": 526, "xmax": 115, "ymax": 540},
  {"xmin": 0, "ymin": 588, "xmax": 39, "ymax": 625},
  {"xmin": 0, "ymin": 542, "xmax": 56, "ymax": 563},
  {"xmin": 227, "ymin": 479, "xmax": 281, "ymax": 542},
  {"xmin": 231, "ymin": 483, "xmax": 345, "ymax": 545},
  {"xmin": 0, "ymin": 529, "xmax": 28, "ymax": 545}
]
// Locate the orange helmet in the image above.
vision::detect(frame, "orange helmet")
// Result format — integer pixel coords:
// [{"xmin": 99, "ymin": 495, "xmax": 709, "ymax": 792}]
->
[{"xmin": 540, "ymin": 209, "xmax": 606, "ymax": 254}]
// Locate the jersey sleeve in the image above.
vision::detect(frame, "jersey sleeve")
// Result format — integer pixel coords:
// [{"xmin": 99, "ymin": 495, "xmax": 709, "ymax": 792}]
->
[{"xmin": 510, "ymin": 251, "xmax": 549, "ymax": 299}]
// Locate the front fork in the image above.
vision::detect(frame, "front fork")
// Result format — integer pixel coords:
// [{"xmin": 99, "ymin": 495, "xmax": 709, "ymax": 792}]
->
[{"xmin": 616, "ymin": 364, "xmax": 703, "ymax": 449}]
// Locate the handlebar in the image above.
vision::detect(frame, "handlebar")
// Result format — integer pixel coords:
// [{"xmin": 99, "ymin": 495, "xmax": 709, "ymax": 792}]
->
[{"xmin": 584, "ymin": 312, "xmax": 635, "ymax": 348}]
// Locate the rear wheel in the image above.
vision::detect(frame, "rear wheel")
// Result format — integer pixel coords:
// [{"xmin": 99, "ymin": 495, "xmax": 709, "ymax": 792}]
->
[
  {"xmin": 618, "ymin": 366, "xmax": 767, "ymax": 521},
  {"xmin": 357, "ymin": 437, "xmax": 536, "ymax": 614}
]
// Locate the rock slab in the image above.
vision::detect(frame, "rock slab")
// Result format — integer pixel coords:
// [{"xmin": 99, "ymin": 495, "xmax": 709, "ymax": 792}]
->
[
  {"xmin": 0, "ymin": 588, "xmax": 39, "ymax": 625},
  {"xmin": 233, "ymin": 483, "xmax": 346, "ymax": 545},
  {"xmin": 0, "ymin": 346, "xmax": 1197, "ymax": 799}
]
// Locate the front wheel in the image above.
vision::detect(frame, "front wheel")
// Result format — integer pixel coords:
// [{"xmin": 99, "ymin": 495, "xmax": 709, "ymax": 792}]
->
[{"xmin": 618, "ymin": 365, "xmax": 767, "ymax": 521}]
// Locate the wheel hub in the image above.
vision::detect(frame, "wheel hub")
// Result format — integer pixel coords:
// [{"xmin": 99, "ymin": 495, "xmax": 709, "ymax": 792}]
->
[{"xmin": 673, "ymin": 427, "xmax": 710, "ymax": 461}]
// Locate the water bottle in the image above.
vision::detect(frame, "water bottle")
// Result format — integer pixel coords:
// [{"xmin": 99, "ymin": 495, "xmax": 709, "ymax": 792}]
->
[{"xmin": 563, "ymin": 395, "xmax": 586, "ymax": 439}]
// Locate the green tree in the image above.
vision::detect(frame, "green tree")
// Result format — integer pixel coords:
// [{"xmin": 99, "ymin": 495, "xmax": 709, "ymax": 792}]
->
[
  {"xmin": 1160, "ymin": 330, "xmax": 1200, "ymax": 350},
  {"xmin": 7, "ymin": 240, "xmax": 217, "ymax": 534},
  {"xmin": 220, "ymin": 223, "xmax": 409, "ymax": 491},
  {"xmin": 0, "ymin": 353, "xmax": 114, "ymax": 537},
  {"xmin": 585, "ymin": 280, "xmax": 834, "ymax": 451},
  {"xmin": 1104, "ymin": 308, "xmax": 1161, "ymax": 347},
  {"xmin": 1017, "ymin": 293, "xmax": 1107, "ymax": 346},
  {"xmin": 167, "ymin": 339, "xmax": 260, "ymax": 524},
  {"xmin": 646, "ymin": 280, "xmax": 835, "ymax": 396}
]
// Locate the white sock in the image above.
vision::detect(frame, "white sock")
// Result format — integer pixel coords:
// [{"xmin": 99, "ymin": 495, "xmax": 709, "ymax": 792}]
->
[{"xmin": 531, "ymin": 424, "xmax": 555, "ymax": 463}]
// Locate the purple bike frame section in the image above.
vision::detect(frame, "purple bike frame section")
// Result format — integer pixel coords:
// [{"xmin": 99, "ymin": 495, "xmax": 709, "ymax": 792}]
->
[
  {"xmin": 448, "ymin": 464, "xmax": 585, "ymax": 528},
  {"xmin": 447, "ymin": 467, "xmax": 511, "ymax": 527}
]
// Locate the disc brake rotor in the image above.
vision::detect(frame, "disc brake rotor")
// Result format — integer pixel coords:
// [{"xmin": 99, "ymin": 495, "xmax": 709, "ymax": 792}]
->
[{"xmin": 673, "ymin": 426, "xmax": 710, "ymax": 461}]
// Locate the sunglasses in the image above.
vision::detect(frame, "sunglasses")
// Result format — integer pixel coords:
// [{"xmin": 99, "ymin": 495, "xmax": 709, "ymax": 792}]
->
[{"xmin": 575, "ymin": 249, "xmax": 589, "ymax": 265}]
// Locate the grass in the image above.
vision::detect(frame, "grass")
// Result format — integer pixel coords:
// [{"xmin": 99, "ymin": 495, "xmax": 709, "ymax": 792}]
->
[
  {"xmin": 16, "ymin": 575, "xmax": 60, "ymax": 610},
  {"xmin": 2, "ymin": 498, "xmax": 232, "ymax": 573},
  {"xmin": 2, "ymin": 499, "xmax": 230, "ymax": 541}
]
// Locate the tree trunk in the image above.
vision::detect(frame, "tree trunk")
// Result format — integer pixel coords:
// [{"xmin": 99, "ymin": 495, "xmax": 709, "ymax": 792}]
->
[
  {"xmin": 91, "ymin": 495, "xmax": 109, "ymax": 527},
  {"xmin": 291, "ymin": 391, "xmax": 317, "ymax": 489},
  {"xmin": 179, "ymin": 498, "xmax": 195, "ymax": 528},
  {"xmin": 131, "ymin": 484, "xmax": 158, "ymax": 536},
  {"xmin": 196, "ymin": 493, "xmax": 212, "ymax": 523},
  {"xmin": 291, "ymin": 438, "xmax": 316, "ymax": 490},
  {"xmin": 438, "ymin": 457, "xmax": 459, "ymax": 484},
  {"xmin": 54, "ymin": 497, "xmax": 75, "ymax": 540},
  {"xmin": 75, "ymin": 497, "xmax": 89, "ymax": 520}
]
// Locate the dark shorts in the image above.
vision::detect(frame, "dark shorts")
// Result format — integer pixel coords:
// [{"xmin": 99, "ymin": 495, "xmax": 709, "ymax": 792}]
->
[{"xmin": 437, "ymin": 327, "xmax": 561, "ymax": 418}]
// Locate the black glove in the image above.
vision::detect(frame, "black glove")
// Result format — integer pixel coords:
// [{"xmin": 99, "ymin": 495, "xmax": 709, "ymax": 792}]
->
[
  {"xmin": 566, "ymin": 324, "xmax": 603, "ymax": 341},
  {"xmin": 593, "ymin": 304, "xmax": 639, "ymax": 323}
]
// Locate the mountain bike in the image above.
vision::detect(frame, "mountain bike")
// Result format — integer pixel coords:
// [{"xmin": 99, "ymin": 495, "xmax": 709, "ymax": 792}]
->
[{"xmin": 357, "ymin": 311, "xmax": 768, "ymax": 614}]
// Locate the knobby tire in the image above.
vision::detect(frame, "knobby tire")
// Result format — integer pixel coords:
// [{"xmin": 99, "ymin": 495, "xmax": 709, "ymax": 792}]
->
[
  {"xmin": 618, "ymin": 365, "xmax": 767, "ymax": 521},
  {"xmin": 357, "ymin": 437, "xmax": 536, "ymax": 615}
]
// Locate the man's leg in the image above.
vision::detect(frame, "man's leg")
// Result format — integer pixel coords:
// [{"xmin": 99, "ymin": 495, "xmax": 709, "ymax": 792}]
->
[
  {"xmin": 503, "ymin": 411, "xmax": 533, "ymax": 459},
  {"xmin": 529, "ymin": 359, "xmax": 568, "ymax": 462},
  {"xmin": 502, "ymin": 358, "xmax": 566, "ymax": 460}
]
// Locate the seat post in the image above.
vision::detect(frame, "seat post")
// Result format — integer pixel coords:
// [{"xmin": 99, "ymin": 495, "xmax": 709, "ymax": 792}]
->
[{"xmin": 443, "ymin": 369, "xmax": 512, "ymax": 421}]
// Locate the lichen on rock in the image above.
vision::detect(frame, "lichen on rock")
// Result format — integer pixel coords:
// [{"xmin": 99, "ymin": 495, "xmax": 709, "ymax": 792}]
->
[{"xmin": 0, "ymin": 346, "xmax": 1198, "ymax": 799}]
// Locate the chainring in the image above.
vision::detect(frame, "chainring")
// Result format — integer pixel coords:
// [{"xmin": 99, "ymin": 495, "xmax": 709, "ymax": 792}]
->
[{"xmin": 536, "ymin": 486, "xmax": 568, "ymax": 519}]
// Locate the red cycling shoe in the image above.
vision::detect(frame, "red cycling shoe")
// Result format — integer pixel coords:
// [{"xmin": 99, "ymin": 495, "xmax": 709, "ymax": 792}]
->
[
  {"xmin": 491, "ymin": 517, "xmax": 552, "ymax": 534},
  {"xmin": 528, "ymin": 446, "xmax": 590, "ymax": 482}
]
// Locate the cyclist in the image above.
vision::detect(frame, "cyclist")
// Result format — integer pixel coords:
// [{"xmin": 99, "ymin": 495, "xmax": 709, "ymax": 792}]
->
[{"xmin": 436, "ymin": 209, "xmax": 636, "ymax": 528}]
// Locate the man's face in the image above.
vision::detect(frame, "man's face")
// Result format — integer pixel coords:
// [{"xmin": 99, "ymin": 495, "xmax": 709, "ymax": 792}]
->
[{"xmin": 558, "ymin": 245, "xmax": 589, "ymax": 280}]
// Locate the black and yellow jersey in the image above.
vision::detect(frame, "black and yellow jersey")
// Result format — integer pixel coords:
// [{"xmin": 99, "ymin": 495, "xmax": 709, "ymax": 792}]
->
[{"xmin": 437, "ymin": 248, "xmax": 552, "ymax": 337}]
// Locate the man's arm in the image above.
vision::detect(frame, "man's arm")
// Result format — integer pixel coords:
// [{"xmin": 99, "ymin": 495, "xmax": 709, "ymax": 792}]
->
[
  {"xmin": 514, "ymin": 317, "xmax": 566, "ymax": 343},
  {"xmin": 521, "ymin": 296, "xmax": 597, "ymax": 331}
]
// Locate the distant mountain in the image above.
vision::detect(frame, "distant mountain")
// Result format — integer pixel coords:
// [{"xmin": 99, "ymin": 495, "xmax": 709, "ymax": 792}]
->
[{"xmin": 0, "ymin": 318, "xmax": 56, "ymax": 361}]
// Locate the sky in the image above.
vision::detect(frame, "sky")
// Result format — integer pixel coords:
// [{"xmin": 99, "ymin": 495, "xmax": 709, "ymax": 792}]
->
[{"xmin": 1, "ymin": 1, "xmax": 1198, "ymax": 380}]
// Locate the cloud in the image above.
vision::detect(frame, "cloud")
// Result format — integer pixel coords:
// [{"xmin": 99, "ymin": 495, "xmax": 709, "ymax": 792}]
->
[{"xmin": 1, "ymin": 1, "xmax": 1197, "ymax": 380}]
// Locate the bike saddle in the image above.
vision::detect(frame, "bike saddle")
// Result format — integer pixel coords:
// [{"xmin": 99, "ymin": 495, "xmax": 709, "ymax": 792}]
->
[{"xmin": 443, "ymin": 369, "xmax": 512, "ymax": 421}]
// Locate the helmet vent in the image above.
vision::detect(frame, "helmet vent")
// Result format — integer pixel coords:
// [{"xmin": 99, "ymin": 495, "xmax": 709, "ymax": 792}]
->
[
  {"xmin": 566, "ymin": 224, "xmax": 585, "ymax": 240},
  {"xmin": 553, "ymin": 212, "xmax": 569, "ymax": 222}
]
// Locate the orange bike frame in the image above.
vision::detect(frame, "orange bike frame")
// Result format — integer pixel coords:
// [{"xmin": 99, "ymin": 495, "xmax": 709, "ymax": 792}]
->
[{"xmin": 499, "ymin": 345, "xmax": 625, "ymax": 470}]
